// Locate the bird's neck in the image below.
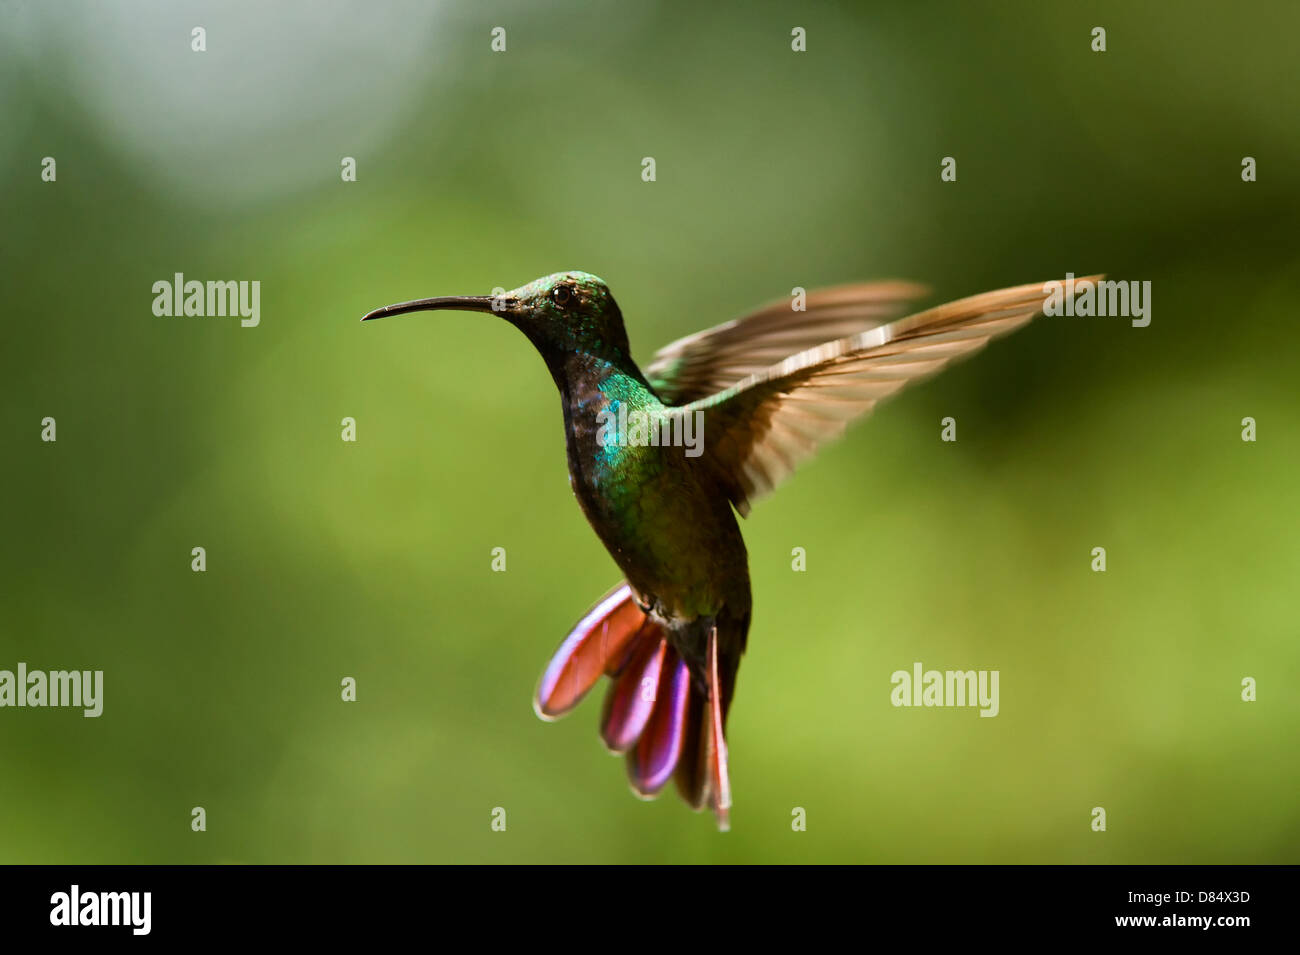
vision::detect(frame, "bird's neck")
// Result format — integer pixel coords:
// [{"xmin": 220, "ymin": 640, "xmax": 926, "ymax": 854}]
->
[
  {"xmin": 549, "ymin": 349, "xmax": 657, "ymax": 419},
  {"xmin": 551, "ymin": 350, "xmax": 661, "ymax": 491}
]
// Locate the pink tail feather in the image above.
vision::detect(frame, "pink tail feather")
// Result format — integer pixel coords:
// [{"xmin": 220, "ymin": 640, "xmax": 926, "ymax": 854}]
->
[{"xmin": 534, "ymin": 582, "xmax": 732, "ymax": 828}]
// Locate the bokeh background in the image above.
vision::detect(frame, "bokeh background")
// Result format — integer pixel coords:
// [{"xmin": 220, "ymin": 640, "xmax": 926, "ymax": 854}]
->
[{"xmin": 2, "ymin": 0, "xmax": 1297, "ymax": 864}]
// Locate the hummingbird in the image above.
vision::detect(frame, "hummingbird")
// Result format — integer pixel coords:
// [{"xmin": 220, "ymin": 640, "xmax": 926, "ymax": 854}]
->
[{"xmin": 362, "ymin": 270, "xmax": 1099, "ymax": 830}]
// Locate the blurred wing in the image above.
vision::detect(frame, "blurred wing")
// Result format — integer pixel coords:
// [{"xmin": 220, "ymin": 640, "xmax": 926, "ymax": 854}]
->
[
  {"xmin": 644, "ymin": 281, "xmax": 929, "ymax": 406},
  {"xmin": 680, "ymin": 276, "xmax": 1101, "ymax": 516}
]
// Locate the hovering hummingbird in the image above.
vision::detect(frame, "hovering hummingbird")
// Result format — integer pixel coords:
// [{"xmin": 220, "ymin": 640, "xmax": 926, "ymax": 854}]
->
[{"xmin": 362, "ymin": 270, "xmax": 1098, "ymax": 830}]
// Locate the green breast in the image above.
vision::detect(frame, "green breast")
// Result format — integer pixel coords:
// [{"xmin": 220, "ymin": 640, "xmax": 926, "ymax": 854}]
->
[{"xmin": 564, "ymin": 369, "xmax": 746, "ymax": 621}]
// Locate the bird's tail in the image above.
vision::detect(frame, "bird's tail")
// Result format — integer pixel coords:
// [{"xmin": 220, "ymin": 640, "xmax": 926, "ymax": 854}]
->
[{"xmin": 533, "ymin": 582, "xmax": 732, "ymax": 830}]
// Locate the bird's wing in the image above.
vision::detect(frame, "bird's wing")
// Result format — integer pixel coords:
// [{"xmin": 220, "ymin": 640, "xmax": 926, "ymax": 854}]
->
[
  {"xmin": 675, "ymin": 277, "xmax": 1101, "ymax": 516},
  {"xmin": 644, "ymin": 281, "xmax": 930, "ymax": 406}
]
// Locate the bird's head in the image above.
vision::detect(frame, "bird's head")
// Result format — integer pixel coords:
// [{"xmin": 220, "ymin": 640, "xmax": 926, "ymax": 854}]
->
[{"xmin": 362, "ymin": 270, "xmax": 632, "ymax": 367}]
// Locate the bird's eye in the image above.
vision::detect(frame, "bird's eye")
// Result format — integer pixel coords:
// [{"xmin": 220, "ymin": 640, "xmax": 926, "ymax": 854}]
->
[{"xmin": 552, "ymin": 285, "xmax": 573, "ymax": 307}]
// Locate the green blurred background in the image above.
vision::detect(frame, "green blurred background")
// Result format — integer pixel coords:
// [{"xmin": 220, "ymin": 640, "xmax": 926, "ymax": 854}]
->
[{"xmin": 2, "ymin": 0, "xmax": 1297, "ymax": 864}]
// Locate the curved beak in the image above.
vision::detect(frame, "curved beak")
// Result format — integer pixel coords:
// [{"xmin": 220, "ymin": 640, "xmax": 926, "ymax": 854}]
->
[{"xmin": 361, "ymin": 295, "xmax": 502, "ymax": 322}]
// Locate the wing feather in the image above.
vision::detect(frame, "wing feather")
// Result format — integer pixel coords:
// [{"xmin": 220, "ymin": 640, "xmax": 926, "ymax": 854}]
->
[
  {"xmin": 645, "ymin": 281, "xmax": 929, "ymax": 405},
  {"xmin": 676, "ymin": 276, "xmax": 1102, "ymax": 515}
]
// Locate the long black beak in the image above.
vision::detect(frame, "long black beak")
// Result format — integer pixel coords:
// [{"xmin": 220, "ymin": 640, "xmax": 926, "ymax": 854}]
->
[{"xmin": 361, "ymin": 295, "xmax": 499, "ymax": 322}]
